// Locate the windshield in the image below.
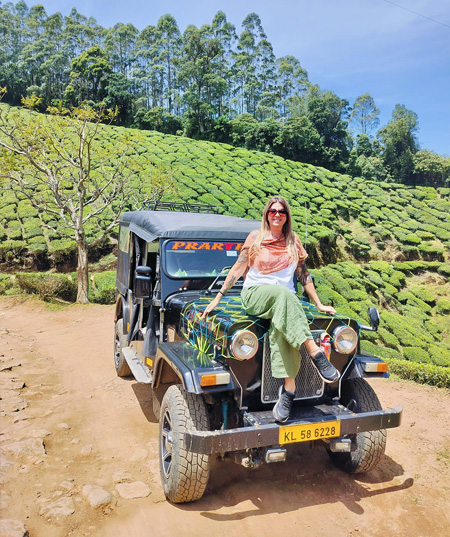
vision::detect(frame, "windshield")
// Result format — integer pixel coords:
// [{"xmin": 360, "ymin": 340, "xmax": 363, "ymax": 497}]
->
[{"xmin": 164, "ymin": 240, "xmax": 243, "ymax": 278}]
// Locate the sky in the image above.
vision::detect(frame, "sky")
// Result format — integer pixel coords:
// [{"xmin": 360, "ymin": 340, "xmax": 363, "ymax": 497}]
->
[{"xmin": 17, "ymin": 0, "xmax": 450, "ymax": 156}]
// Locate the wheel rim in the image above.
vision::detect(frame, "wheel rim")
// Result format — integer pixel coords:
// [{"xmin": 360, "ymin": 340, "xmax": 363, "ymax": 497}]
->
[
  {"xmin": 114, "ymin": 327, "xmax": 121, "ymax": 369},
  {"xmin": 161, "ymin": 408, "xmax": 173, "ymax": 479}
]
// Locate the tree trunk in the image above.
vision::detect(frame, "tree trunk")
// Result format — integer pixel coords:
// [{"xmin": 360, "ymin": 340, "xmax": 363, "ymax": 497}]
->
[{"xmin": 76, "ymin": 238, "xmax": 89, "ymax": 304}]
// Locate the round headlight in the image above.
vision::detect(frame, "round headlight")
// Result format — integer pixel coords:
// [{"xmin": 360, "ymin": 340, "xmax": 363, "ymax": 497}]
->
[
  {"xmin": 231, "ymin": 330, "xmax": 258, "ymax": 360},
  {"xmin": 332, "ymin": 326, "xmax": 358, "ymax": 354}
]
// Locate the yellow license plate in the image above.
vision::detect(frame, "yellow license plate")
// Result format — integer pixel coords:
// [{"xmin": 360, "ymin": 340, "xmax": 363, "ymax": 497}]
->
[{"xmin": 279, "ymin": 421, "xmax": 341, "ymax": 445}]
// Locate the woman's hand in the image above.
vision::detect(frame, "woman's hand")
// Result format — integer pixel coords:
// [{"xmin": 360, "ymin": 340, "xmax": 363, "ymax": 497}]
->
[
  {"xmin": 201, "ymin": 295, "xmax": 221, "ymax": 319},
  {"xmin": 316, "ymin": 303, "xmax": 336, "ymax": 315}
]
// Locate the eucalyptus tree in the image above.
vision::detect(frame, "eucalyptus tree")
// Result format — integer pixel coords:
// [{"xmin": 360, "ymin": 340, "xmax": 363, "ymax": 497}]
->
[
  {"xmin": 210, "ymin": 11, "xmax": 237, "ymax": 117},
  {"xmin": 20, "ymin": 11, "xmax": 70, "ymax": 106},
  {"xmin": 104, "ymin": 22, "xmax": 139, "ymax": 79},
  {"xmin": 178, "ymin": 24, "xmax": 225, "ymax": 136},
  {"xmin": 156, "ymin": 14, "xmax": 182, "ymax": 114},
  {"xmin": 350, "ymin": 93, "xmax": 380, "ymax": 136},
  {"xmin": 0, "ymin": 1, "xmax": 29, "ymax": 104},
  {"xmin": 255, "ymin": 38, "xmax": 278, "ymax": 120},
  {"xmin": 62, "ymin": 8, "xmax": 104, "ymax": 60},
  {"xmin": 16, "ymin": 4, "xmax": 49, "ymax": 101},
  {"xmin": 232, "ymin": 13, "xmax": 268, "ymax": 117},
  {"xmin": 277, "ymin": 55, "xmax": 309, "ymax": 117},
  {"xmin": 134, "ymin": 24, "xmax": 164, "ymax": 109}
]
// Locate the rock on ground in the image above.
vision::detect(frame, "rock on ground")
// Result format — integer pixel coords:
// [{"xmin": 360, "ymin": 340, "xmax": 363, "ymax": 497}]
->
[
  {"xmin": 115, "ymin": 481, "xmax": 151, "ymax": 499},
  {"xmin": 38, "ymin": 497, "xmax": 75, "ymax": 519},
  {"xmin": 0, "ymin": 519, "xmax": 29, "ymax": 537},
  {"xmin": 0, "ymin": 438, "xmax": 46, "ymax": 457},
  {"xmin": 81, "ymin": 485, "xmax": 114, "ymax": 508}
]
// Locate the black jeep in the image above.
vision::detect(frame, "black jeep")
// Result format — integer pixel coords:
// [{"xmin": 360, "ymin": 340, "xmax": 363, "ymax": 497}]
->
[{"xmin": 114, "ymin": 203, "xmax": 402, "ymax": 503}]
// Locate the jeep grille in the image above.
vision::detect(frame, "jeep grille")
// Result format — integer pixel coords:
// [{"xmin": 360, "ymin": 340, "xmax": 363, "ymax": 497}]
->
[{"xmin": 261, "ymin": 333, "xmax": 324, "ymax": 403}]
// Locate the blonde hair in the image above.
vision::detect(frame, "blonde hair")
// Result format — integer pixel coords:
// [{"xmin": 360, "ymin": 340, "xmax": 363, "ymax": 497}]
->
[{"xmin": 251, "ymin": 196, "xmax": 299, "ymax": 263}]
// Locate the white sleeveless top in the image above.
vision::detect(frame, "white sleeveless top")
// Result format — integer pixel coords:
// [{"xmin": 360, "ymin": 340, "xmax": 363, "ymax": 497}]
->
[{"xmin": 242, "ymin": 261, "xmax": 297, "ymax": 292}]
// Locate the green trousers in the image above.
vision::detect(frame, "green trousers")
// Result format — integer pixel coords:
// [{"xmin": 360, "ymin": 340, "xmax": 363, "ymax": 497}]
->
[{"xmin": 241, "ymin": 285, "xmax": 313, "ymax": 379}]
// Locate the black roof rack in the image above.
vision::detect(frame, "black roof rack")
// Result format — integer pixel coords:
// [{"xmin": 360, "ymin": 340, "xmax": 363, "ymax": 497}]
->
[{"xmin": 143, "ymin": 201, "xmax": 219, "ymax": 214}]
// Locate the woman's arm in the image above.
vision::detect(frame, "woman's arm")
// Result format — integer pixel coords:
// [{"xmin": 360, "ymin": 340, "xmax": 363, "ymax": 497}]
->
[
  {"xmin": 201, "ymin": 248, "xmax": 249, "ymax": 319},
  {"xmin": 296, "ymin": 260, "xmax": 336, "ymax": 315}
]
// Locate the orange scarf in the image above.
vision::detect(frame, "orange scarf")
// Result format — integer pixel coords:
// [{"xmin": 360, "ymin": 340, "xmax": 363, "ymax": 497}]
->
[{"xmin": 243, "ymin": 232, "xmax": 307, "ymax": 275}]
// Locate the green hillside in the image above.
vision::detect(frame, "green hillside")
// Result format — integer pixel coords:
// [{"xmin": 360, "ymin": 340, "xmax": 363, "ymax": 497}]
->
[{"xmin": 1, "ymin": 104, "xmax": 449, "ymax": 382}]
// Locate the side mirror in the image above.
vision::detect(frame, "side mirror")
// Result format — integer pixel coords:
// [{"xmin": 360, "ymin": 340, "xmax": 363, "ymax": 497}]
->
[
  {"xmin": 134, "ymin": 265, "xmax": 152, "ymax": 299},
  {"xmin": 367, "ymin": 307, "xmax": 380, "ymax": 331}
]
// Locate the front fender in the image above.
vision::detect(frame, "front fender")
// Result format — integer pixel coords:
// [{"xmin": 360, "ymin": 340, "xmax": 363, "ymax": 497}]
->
[
  {"xmin": 343, "ymin": 352, "xmax": 389, "ymax": 380},
  {"xmin": 153, "ymin": 341, "xmax": 235, "ymax": 395}
]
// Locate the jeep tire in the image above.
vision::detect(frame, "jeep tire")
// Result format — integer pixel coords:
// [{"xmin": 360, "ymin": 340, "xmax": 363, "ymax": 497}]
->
[
  {"xmin": 328, "ymin": 378, "xmax": 386, "ymax": 473},
  {"xmin": 159, "ymin": 384, "xmax": 210, "ymax": 503},
  {"xmin": 114, "ymin": 319, "xmax": 132, "ymax": 377}
]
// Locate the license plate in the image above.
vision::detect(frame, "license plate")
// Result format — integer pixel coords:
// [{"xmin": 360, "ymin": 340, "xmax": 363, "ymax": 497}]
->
[{"xmin": 279, "ymin": 421, "xmax": 341, "ymax": 445}]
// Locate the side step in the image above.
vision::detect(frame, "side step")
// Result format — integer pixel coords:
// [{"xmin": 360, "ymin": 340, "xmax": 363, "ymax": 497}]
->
[{"xmin": 122, "ymin": 346, "xmax": 153, "ymax": 384}]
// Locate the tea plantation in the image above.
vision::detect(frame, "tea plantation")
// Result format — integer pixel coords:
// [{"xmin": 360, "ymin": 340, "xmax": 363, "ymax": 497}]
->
[{"xmin": 1, "ymin": 104, "xmax": 449, "ymax": 386}]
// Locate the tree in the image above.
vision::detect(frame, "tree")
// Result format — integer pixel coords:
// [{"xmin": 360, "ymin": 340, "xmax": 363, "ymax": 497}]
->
[
  {"xmin": 156, "ymin": 15, "xmax": 182, "ymax": 114},
  {"xmin": 277, "ymin": 55, "xmax": 308, "ymax": 117},
  {"xmin": 274, "ymin": 116, "xmax": 324, "ymax": 164},
  {"xmin": 179, "ymin": 24, "xmax": 225, "ymax": 137},
  {"xmin": 232, "ymin": 13, "xmax": 267, "ymax": 117},
  {"xmin": 229, "ymin": 112, "xmax": 259, "ymax": 146},
  {"xmin": 0, "ymin": 93, "xmax": 177, "ymax": 302},
  {"xmin": 306, "ymin": 86, "xmax": 351, "ymax": 171},
  {"xmin": 134, "ymin": 24, "xmax": 164, "ymax": 109},
  {"xmin": 210, "ymin": 11, "xmax": 237, "ymax": 117},
  {"xmin": 65, "ymin": 45, "xmax": 112, "ymax": 105},
  {"xmin": 103, "ymin": 72, "xmax": 134, "ymax": 125},
  {"xmin": 350, "ymin": 93, "xmax": 380, "ymax": 136},
  {"xmin": 378, "ymin": 104, "xmax": 419, "ymax": 184},
  {"xmin": 255, "ymin": 38, "xmax": 278, "ymax": 120},
  {"xmin": 104, "ymin": 23, "xmax": 138, "ymax": 79},
  {"xmin": 413, "ymin": 149, "xmax": 450, "ymax": 187}
]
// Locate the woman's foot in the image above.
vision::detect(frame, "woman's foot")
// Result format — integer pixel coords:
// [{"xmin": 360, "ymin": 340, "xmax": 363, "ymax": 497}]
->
[
  {"xmin": 310, "ymin": 351, "xmax": 340, "ymax": 383},
  {"xmin": 273, "ymin": 385, "xmax": 295, "ymax": 423}
]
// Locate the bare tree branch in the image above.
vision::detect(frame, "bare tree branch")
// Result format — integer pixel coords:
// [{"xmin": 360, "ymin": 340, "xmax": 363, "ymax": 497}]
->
[{"xmin": 0, "ymin": 97, "xmax": 178, "ymax": 303}]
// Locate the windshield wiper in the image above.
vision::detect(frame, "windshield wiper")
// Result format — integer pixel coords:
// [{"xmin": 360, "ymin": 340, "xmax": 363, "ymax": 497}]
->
[{"xmin": 205, "ymin": 266, "xmax": 232, "ymax": 295}]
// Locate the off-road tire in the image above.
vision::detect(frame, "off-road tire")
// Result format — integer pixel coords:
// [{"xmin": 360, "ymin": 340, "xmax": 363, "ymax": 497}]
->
[
  {"xmin": 159, "ymin": 385, "xmax": 210, "ymax": 503},
  {"xmin": 328, "ymin": 378, "xmax": 386, "ymax": 473},
  {"xmin": 114, "ymin": 319, "xmax": 132, "ymax": 377}
]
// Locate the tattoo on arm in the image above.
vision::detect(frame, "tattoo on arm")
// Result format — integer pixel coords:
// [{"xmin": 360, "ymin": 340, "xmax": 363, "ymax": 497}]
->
[
  {"xmin": 296, "ymin": 261, "xmax": 312, "ymax": 286},
  {"xmin": 223, "ymin": 275, "xmax": 236, "ymax": 293},
  {"xmin": 237, "ymin": 249, "xmax": 248, "ymax": 265}
]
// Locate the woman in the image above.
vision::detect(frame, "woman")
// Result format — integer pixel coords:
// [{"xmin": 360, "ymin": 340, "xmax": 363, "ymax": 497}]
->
[{"xmin": 202, "ymin": 196, "xmax": 340, "ymax": 423}]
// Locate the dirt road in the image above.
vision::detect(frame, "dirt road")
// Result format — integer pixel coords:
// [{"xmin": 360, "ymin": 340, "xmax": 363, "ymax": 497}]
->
[{"xmin": 1, "ymin": 297, "xmax": 449, "ymax": 537}]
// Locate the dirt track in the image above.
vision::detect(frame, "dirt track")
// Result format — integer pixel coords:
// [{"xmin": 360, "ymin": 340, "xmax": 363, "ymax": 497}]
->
[{"xmin": 1, "ymin": 297, "xmax": 449, "ymax": 537}]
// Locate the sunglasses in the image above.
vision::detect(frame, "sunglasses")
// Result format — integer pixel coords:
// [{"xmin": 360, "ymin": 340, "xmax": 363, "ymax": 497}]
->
[{"xmin": 267, "ymin": 208, "xmax": 288, "ymax": 216}]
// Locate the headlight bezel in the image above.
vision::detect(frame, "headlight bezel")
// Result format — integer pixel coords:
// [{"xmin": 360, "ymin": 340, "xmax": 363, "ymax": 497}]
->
[
  {"xmin": 332, "ymin": 325, "xmax": 358, "ymax": 355},
  {"xmin": 230, "ymin": 329, "xmax": 258, "ymax": 361}
]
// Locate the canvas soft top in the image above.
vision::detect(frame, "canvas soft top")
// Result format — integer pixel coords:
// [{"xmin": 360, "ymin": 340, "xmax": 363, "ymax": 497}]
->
[{"xmin": 120, "ymin": 210, "xmax": 260, "ymax": 242}]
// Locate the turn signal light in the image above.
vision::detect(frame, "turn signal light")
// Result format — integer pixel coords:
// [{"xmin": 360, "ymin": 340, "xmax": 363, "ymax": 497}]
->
[
  {"xmin": 200, "ymin": 372, "xmax": 231, "ymax": 387},
  {"xmin": 363, "ymin": 362, "xmax": 388, "ymax": 373}
]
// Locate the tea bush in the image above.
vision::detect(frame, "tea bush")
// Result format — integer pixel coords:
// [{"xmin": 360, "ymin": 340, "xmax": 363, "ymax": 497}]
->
[
  {"xmin": 89, "ymin": 271, "xmax": 116, "ymax": 304},
  {"xmin": 386, "ymin": 359, "xmax": 450, "ymax": 389},
  {"xmin": 403, "ymin": 346, "xmax": 430, "ymax": 363},
  {"xmin": 436, "ymin": 298, "xmax": 450, "ymax": 315},
  {"xmin": 15, "ymin": 272, "xmax": 77, "ymax": 302}
]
